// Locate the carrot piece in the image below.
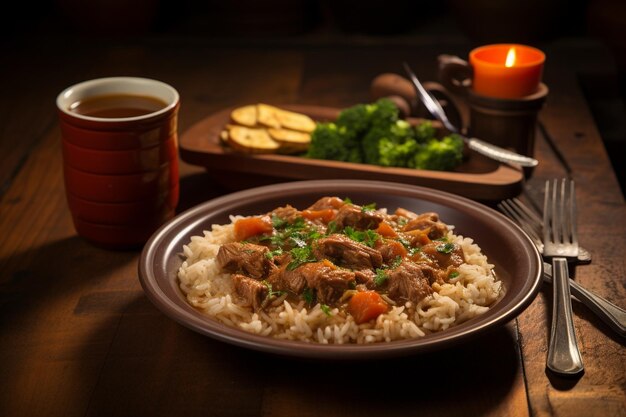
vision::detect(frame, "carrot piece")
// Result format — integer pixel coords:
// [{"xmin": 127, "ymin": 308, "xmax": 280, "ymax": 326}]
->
[
  {"xmin": 234, "ymin": 216, "xmax": 273, "ymax": 241},
  {"xmin": 376, "ymin": 222, "xmax": 397, "ymax": 238},
  {"xmin": 347, "ymin": 290, "xmax": 389, "ymax": 324},
  {"xmin": 418, "ymin": 233, "xmax": 431, "ymax": 245},
  {"xmin": 301, "ymin": 209, "xmax": 336, "ymax": 223},
  {"xmin": 382, "ymin": 240, "xmax": 407, "ymax": 259},
  {"xmin": 322, "ymin": 259, "xmax": 337, "ymax": 269}
]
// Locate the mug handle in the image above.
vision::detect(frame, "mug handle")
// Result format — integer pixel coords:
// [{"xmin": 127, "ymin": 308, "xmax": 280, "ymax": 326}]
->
[{"xmin": 438, "ymin": 54, "xmax": 473, "ymax": 96}]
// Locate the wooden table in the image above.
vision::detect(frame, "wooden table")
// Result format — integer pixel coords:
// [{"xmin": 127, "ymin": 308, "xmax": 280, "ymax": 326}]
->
[{"xmin": 1, "ymin": 36, "xmax": 624, "ymax": 417}]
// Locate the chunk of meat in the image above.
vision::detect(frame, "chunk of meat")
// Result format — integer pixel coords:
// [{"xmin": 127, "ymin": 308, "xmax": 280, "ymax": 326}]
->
[
  {"xmin": 354, "ymin": 269, "xmax": 376, "ymax": 288},
  {"xmin": 394, "ymin": 207, "xmax": 418, "ymax": 220},
  {"xmin": 302, "ymin": 262, "xmax": 355, "ymax": 305},
  {"xmin": 232, "ymin": 274, "xmax": 268, "ymax": 310},
  {"xmin": 421, "ymin": 241, "xmax": 465, "ymax": 269},
  {"xmin": 409, "ymin": 262, "xmax": 445, "ymax": 285},
  {"xmin": 385, "ymin": 260, "xmax": 434, "ymax": 303},
  {"xmin": 313, "ymin": 234, "xmax": 383, "ymax": 270},
  {"xmin": 402, "ymin": 212, "xmax": 448, "ymax": 239},
  {"xmin": 307, "ymin": 196, "xmax": 346, "ymax": 211},
  {"xmin": 266, "ymin": 261, "xmax": 308, "ymax": 295},
  {"xmin": 334, "ymin": 204, "xmax": 383, "ymax": 231},
  {"xmin": 217, "ymin": 242, "xmax": 273, "ymax": 279},
  {"xmin": 269, "ymin": 205, "xmax": 301, "ymax": 224},
  {"xmin": 268, "ymin": 261, "xmax": 355, "ymax": 305}
]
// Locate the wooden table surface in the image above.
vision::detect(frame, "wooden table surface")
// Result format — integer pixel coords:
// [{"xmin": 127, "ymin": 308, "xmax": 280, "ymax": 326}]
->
[{"xmin": 1, "ymin": 36, "xmax": 624, "ymax": 417}]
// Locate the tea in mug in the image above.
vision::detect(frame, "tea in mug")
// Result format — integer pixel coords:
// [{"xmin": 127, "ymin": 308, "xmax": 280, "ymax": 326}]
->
[{"xmin": 69, "ymin": 94, "xmax": 167, "ymax": 118}]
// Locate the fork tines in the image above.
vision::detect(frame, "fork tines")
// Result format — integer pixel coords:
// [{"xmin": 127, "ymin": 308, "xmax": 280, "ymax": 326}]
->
[
  {"xmin": 498, "ymin": 198, "xmax": 544, "ymax": 250},
  {"xmin": 543, "ymin": 179, "xmax": 579, "ymax": 257}
]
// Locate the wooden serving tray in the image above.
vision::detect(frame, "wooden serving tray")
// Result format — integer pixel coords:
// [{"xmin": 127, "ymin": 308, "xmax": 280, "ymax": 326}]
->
[{"xmin": 179, "ymin": 104, "xmax": 524, "ymax": 200}]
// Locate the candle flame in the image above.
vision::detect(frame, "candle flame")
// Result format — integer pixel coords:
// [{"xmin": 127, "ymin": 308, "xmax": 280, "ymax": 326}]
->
[{"xmin": 505, "ymin": 47, "xmax": 516, "ymax": 67}]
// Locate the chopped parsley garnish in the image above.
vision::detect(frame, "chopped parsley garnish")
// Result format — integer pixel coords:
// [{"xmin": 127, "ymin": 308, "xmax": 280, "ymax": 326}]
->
[
  {"xmin": 435, "ymin": 236, "xmax": 449, "ymax": 242},
  {"xmin": 398, "ymin": 238, "xmax": 420, "ymax": 255},
  {"xmin": 343, "ymin": 227, "xmax": 380, "ymax": 248},
  {"xmin": 326, "ymin": 220, "xmax": 338, "ymax": 235},
  {"xmin": 361, "ymin": 202, "xmax": 377, "ymax": 213},
  {"xmin": 271, "ymin": 214, "xmax": 287, "ymax": 229},
  {"xmin": 289, "ymin": 235, "xmax": 307, "ymax": 248},
  {"xmin": 307, "ymin": 230, "xmax": 322, "ymax": 241},
  {"xmin": 436, "ymin": 242, "xmax": 456, "ymax": 254},
  {"xmin": 287, "ymin": 246, "xmax": 316, "ymax": 271},
  {"xmin": 397, "ymin": 217, "xmax": 409, "ymax": 227},
  {"xmin": 449, "ymin": 271, "xmax": 460, "ymax": 279},
  {"xmin": 374, "ymin": 268, "xmax": 389, "ymax": 286},
  {"xmin": 303, "ymin": 287, "xmax": 315, "ymax": 305},
  {"xmin": 265, "ymin": 247, "xmax": 284, "ymax": 259},
  {"xmin": 320, "ymin": 304, "xmax": 332, "ymax": 316},
  {"xmin": 343, "ymin": 197, "xmax": 352, "ymax": 204},
  {"xmin": 408, "ymin": 246, "xmax": 421, "ymax": 256},
  {"xmin": 373, "ymin": 257, "xmax": 402, "ymax": 287},
  {"xmin": 262, "ymin": 280, "xmax": 285, "ymax": 298},
  {"xmin": 267, "ymin": 216, "xmax": 311, "ymax": 247},
  {"xmin": 390, "ymin": 256, "xmax": 403, "ymax": 268}
]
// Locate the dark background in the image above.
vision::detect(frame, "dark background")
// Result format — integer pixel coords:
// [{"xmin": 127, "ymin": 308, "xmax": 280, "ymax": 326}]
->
[{"xmin": 4, "ymin": 0, "xmax": 626, "ymax": 194}]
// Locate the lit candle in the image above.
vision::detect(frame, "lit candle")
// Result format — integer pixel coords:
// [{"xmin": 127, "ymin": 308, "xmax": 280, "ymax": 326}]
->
[{"xmin": 469, "ymin": 44, "xmax": 545, "ymax": 99}]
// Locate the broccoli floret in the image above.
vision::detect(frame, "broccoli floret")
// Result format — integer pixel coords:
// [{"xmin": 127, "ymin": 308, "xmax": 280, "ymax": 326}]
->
[
  {"xmin": 415, "ymin": 120, "xmax": 437, "ymax": 143},
  {"xmin": 367, "ymin": 98, "xmax": 399, "ymax": 128},
  {"xmin": 362, "ymin": 119, "xmax": 415, "ymax": 165},
  {"xmin": 336, "ymin": 104, "xmax": 371, "ymax": 135},
  {"xmin": 307, "ymin": 123, "xmax": 362, "ymax": 163},
  {"xmin": 378, "ymin": 137, "xmax": 419, "ymax": 167},
  {"xmin": 410, "ymin": 134, "xmax": 464, "ymax": 171}
]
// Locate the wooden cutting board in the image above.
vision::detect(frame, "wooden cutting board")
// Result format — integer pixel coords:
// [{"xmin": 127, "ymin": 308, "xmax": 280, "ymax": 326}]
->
[{"xmin": 179, "ymin": 104, "xmax": 524, "ymax": 200}]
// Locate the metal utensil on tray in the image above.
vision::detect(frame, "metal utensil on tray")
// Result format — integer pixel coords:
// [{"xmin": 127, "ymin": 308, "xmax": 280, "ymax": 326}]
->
[
  {"xmin": 498, "ymin": 198, "xmax": 626, "ymax": 339},
  {"xmin": 402, "ymin": 62, "xmax": 539, "ymax": 168},
  {"xmin": 543, "ymin": 179, "xmax": 584, "ymax": 375}
]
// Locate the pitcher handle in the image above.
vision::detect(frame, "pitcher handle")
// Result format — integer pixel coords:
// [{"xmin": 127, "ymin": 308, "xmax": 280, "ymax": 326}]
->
[{"xmin": 438, "ymin": 54, "xmax": 473, "ymax": 96}]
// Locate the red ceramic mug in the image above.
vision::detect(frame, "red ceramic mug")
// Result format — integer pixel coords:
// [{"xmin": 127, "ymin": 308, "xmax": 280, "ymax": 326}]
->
[{"xmin": 57, "ymin": 77, "xmax": 180, "ymax": 248}]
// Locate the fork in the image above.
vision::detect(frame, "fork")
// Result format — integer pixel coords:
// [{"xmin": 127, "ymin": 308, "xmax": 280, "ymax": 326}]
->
[
  {"xmin": 498, "ymin": 199, "xmax": 626, "ymax": 339},
  {"xmin": 543, "ymin": 179, "xmax": 584, "ymax": 375}
]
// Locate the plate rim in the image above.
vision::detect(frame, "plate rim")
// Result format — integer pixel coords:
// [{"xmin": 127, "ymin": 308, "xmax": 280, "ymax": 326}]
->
[{"xmin": 138, "ymin": 179, "xmax": 542, "ymax": 359}]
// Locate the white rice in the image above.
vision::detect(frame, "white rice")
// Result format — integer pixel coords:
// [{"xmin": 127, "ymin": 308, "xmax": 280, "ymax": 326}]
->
[{"xmin": 177, "ymin": 215, "xmax": 502, "ymax": 344}]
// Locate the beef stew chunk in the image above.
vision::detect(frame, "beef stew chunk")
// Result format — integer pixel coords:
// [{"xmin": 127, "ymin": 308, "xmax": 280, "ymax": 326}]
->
[
  {"xmin": 385, "ymin": 261, "xmax": 434, "ymax": 303},
  {"xmin": 402, "ymin": 212, "xmax": 448, "ymax": 239},
  {"xmin": 334, "ymin": 204, "xmax": 383, "ymax": 231},
  {"xmin": 307, "ymin": 196, "xmax": 346, "ymax": 211},
  {"xmin": 313, "ymin": 234, "xmax": 383, "ymax": 270},
  {"xmin": 232, "ymin": 274, "xmax": 268, "ymax": 310},
  {"xmin": 217, "ymin": 242, "xmax": 273, "ymax": 279},
  {"xmin": 269, "ymin": 261, "xmax": 355, "ymax": 305}
]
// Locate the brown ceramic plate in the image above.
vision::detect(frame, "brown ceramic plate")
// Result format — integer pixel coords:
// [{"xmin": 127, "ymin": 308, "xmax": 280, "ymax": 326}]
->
[
  {"xmin": 138, "ymin": 180, "xmax": 542, "ymax": 359},
  {"xmin": 179, "ymin": 104, "xmax": 524, "ymax": 201}
]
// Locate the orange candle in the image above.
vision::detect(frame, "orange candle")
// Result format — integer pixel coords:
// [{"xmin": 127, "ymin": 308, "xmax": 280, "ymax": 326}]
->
[{"xmin": 469, "ymin": 44, "xmax": 545, "ymax": 99}]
